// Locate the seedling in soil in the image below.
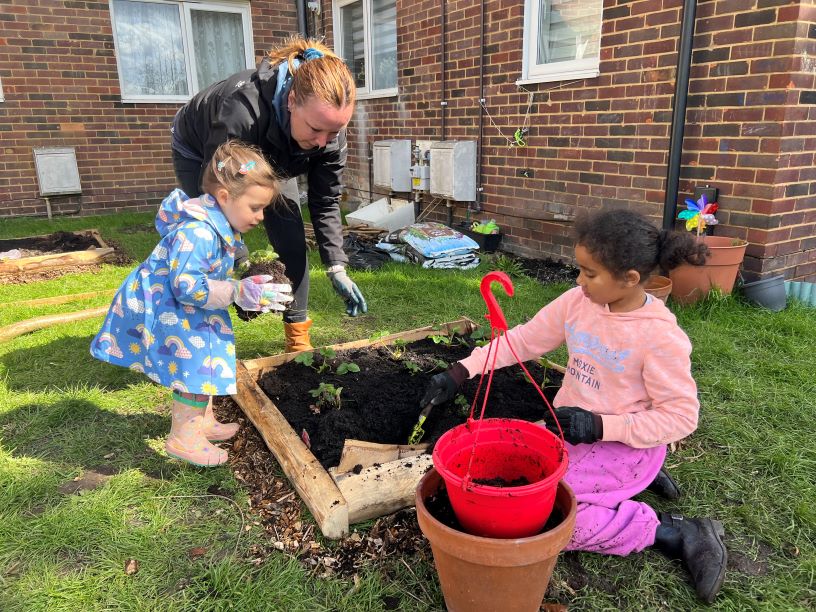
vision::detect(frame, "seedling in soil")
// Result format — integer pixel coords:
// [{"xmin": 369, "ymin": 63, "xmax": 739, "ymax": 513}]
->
[
  {"xmin": 295, "ymin": 348, "xmax": 337, "ymax": 374},
  {"xmin": 309, "ymin": 382, "xmax": 343, "ymax": 411},
  {"xmin": 404, "ymin": 360, "xmax": 422, "ymax": 375},
  {"xmin": 248, "ymin": 247, "xmax": 279, "ymax": 264},
  {"xmin": 385, "ymin": 339, "xmax": 407, "ymax": 360},
  {"xmin": 454, "ymin": 394, "xmax": 470, "ymax": 418},
  {"xmin": 430, "ymin": 334, "xmax": 453, "ymax": 346},
  {"xmin": 336, "ymin": 362, "xmax": 360, "ymax": 375},
  {"xmin": 469, "ymin": 325, "xmax": 490, "ymax": 347},
  {"xmin": 432, "ymin": 331, "xmax": 472, "ymax": 349},
  {"xmin": 433, "ymin": 359, "xmax": 449, "ymax": 371},
  {"xmin": 233, "ymin": 247, "xmax": 289, "ymax": 321}
]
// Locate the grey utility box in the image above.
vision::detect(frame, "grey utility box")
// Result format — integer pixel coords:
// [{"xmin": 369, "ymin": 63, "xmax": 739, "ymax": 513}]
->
[
  {"xmin": 373, "ymin": 140, "xmax": 412, "ymax": 192},
  {"xmin": 33, "ymin": 147, "xmax": 82, "ymax": 196},
  {"xmin": 430, "ymin": 140, "xmax": 477, "ymax": 201}
]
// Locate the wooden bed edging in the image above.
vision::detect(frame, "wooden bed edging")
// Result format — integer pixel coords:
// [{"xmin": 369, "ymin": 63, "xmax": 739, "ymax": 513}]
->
[
  {"xmin": 0, "ymin": 230, "xmax": 114, "ymax": 275},
  {"xmin": 232, "ymin": 317, "xmax": 477, "ymax": 539}
]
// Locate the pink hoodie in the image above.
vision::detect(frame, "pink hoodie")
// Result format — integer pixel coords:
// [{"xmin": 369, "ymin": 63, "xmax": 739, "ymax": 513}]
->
[{"xmin": 459, "ymin": 286, "xmax": 699, "ymax": 448}]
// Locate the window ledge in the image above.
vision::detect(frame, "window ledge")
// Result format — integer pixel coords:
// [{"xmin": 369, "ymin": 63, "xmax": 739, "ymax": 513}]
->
[
  {"xmin": 119, "ymin": 96, "xmax": 192, "ymax": 104},
  {"xmin": 516, "ymin": 68, "xmax": 600, "ymax": 86},
  {"xmin": 355, "ymin": 88, "xmax": 398, "ymax": 101}
]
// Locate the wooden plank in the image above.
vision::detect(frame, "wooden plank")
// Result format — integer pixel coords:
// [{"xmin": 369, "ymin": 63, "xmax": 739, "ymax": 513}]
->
[
  {"xmin": 335, "ymin": 439, "xmax": 429, "ymax": 474},
  {"xmin": 333, "ymin": 453, "xmax": 434, "ymax": 524},
  {"xmin": 233, "ymin": 362, "xmax": 349, "ymax": 539},
  {"xmin": 0, "ymin": 306, "xmax": 109, "ymax": 343},
  {"xmin": 243, "ymin": 317, "xmax": 476, "ymax": 378},
  {"xmin": 0, "ymin": 248, "xmax": 115, "ymax": 274},
  {"xmin": 0, "ymin": 290, "xmax": 116, "ymax": 309}
]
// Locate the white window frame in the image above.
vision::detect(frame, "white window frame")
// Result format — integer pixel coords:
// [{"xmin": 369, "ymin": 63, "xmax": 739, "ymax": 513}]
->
[
  {"xmin": 333, "ymin": 0, "xmax": 398, "ymax": 100},
  {"xmin": 0, "ymin": 76, "xmax": 4, "ymax": 102},
  {"xmin": 519, "ymin": 0, "xmax": 603, "ymax": 85},
  {"xmin": 109, "ymin": 0, "xmax": 255, "ymax": 103}
]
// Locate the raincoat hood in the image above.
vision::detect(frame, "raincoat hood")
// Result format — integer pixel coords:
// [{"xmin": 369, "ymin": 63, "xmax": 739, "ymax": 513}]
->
[{"xmin": 155, "ymin": 188, "xmax": 241, "ymax": 250}]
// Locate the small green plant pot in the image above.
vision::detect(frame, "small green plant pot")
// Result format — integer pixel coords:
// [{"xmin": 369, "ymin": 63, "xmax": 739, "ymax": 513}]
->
[{"xmin": 785, "ymin": 281, "xmax": 816, "ymax": 307}]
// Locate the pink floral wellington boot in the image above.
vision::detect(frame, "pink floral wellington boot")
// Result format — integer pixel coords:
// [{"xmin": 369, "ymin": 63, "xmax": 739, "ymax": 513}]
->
[{"xmin": 165, "ymin": 394, "xmax": 228, "ymax": 467}]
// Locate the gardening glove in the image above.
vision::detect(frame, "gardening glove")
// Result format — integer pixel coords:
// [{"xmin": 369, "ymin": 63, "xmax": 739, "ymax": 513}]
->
[
  {"xmin": 420, "ymin": 362, "xmax": 469, "ymax": 407},
  {"xmin": 543, "ymin": 406, "xmax": 603, "ymax": 445},
  {"xmin": 327, "ymin": 265, "xmax": 368, "ymax": 317},
  {"xmin": 232, "ymin": 275, "xmax": 293, "ymax": 312}
]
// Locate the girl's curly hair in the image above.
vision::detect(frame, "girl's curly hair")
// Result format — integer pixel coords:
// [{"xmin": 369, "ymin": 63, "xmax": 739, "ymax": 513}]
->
[{"xmin": 573, "ymin": 209, "xmax": 709, "ymax": 280}]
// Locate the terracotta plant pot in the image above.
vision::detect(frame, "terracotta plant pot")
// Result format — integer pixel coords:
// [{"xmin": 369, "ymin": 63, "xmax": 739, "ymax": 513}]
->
[
  {"xmin": 416, "ymin": 468, "xmax": 576, "ymax": 612},
  {"xmin": 644, "ymin": 275, "xmax": 672, "ymax": 304},
  {"xmin": 669, "ymin": 235, "xmax": 748, "ymax": 305}
]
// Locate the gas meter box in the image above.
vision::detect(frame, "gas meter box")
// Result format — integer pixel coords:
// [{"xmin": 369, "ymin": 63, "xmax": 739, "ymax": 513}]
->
[
  {"xmin": 430, "ymin": 141, "xmax": 477, "ymax": 201},
  {"xmin": 373, "ymin": 140, "xmax": 412, "ymax": 192}
]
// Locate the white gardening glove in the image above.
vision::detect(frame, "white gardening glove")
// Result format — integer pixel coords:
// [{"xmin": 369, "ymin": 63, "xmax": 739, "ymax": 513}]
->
[{"xmin": 204, "ymin": 276, "xmax": 292, "ymax": 311}]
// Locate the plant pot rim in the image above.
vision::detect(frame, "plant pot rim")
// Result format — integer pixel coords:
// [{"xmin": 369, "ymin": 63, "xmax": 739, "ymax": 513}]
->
[
  {"xmin": 645, "ymin": 275, "xmax": 671, "ymax": 287},
  {"xmin": 697, "ymin": 235, "xmax": 748, "ymax": 248},
  {"xmin": 741, "ymin": 274, "xmax": 785, "ymax": 288},
  {"xmin": 416, "ymin": 468, "xmax": 576, "ymax": 548}
]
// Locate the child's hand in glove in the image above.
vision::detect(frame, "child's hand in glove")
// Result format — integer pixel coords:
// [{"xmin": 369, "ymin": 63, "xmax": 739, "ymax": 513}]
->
[
  {"xmin": 232, "ymin": 275, "xmax": 293, "ymax": 312},
  {"xmin": 543, "ymin": 406, "xmax": 603, "ymax": 445}
]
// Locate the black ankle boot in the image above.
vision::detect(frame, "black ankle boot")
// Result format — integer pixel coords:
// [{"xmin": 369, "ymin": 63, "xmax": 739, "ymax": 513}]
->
[
  {"xmin": 653, "ymin": 512, "xmax": 727, "ymax": 604},
  {"xmin": 647, "ymin": 468, "xmax": 681, "ymax": 500}
]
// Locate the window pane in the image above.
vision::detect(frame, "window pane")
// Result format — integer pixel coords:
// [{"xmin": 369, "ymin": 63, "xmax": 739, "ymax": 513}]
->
[
  {"xmin": 340, "ymin": 1, "xmax": 366, "ymax": 88},
  {"xmin": 112, "ymin": 0, "xmax": 188, "ymax": 96},
  {"xmin": 537, "ymin": 0, "xmax": 602, "ymax": 65},
  {"xmin": 191, "ymin": 10, "xmax": 247, "ymax": 90},
  {"xmin": 371, "ymin": 0, "xmax": 397, "ymax": 90}
]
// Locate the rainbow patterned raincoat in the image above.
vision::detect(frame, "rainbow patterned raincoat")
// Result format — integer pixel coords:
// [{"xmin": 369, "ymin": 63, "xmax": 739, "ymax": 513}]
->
[{"xmin": 90, "ymin": 189, "xmax": 243, "ymax": 396}]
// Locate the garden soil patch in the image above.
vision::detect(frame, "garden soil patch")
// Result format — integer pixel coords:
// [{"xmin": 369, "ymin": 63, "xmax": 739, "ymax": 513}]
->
[
  {"xmin": 256, "ymin": 336, "xmax": 564, "ymax": 468},
  {"xmin": 512, "ymin": 254, "xmax": 579, "ymax": 285},
  {"xmin": 0, "ymin": 231, "xmax": 100, "ymax": 258}
]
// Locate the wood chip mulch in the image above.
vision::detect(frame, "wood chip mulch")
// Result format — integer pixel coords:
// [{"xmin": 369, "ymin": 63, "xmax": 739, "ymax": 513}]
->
[{"xmin": 215, "ymin": 397, "xmax": 432, "ymax": 579}]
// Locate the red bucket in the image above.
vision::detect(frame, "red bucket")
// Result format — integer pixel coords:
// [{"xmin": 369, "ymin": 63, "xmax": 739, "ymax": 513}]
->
[{"xmin": 432, "ymin": 418, "xmax": 568, "ymax": 539}]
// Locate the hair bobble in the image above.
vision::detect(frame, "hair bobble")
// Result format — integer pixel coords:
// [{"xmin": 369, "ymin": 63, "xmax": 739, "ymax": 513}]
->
[
  {"xmin": 217, "ymin": 160, "xmax": 227, "ymax": 172},
  {"xmin": 303, "ymin": 47, "xmax": 324, "ymax": 61},
  {"xmin": 238, "ymin": 160, "xmax": 256, "ymax": 175}
]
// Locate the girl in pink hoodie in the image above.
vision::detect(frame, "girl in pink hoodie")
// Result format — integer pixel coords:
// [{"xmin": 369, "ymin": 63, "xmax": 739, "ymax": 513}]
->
[{"xmin": 421, "ymin": 209, "xmax": 727, "ymax": 604}]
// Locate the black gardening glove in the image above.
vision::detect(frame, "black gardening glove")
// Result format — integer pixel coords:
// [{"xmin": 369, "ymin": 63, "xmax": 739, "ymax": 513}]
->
[
  {"xmin": 543, "ymin": 406, "xmax": 603, "ymax": 445},
  {"xmin": 420, "ymin": 362, "xmax": 468, "ymax": 407}
]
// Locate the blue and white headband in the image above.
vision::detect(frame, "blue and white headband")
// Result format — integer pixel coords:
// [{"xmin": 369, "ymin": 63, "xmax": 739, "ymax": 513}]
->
[{"xmin": 302, "ymin": 47, "xmax": 324, "ymax": 61}]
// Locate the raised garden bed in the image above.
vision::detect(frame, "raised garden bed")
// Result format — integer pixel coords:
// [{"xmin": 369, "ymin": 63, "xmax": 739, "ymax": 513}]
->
[
  {"xmin": 0, "ymin": 230, "xmax": 115, "ymax": 275},
  {"xmin": 232, "ymin": 319, "xmax": 563, "ymax": 539}
]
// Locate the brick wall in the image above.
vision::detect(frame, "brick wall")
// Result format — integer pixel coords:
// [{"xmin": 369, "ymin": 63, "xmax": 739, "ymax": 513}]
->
[
  {"xmin": 324, "ymin": 0, "xmax": 816, "ymax": 281},
  {"xmin": 0, "ymin": 0, "xmax": 297, "ymax": 218}
]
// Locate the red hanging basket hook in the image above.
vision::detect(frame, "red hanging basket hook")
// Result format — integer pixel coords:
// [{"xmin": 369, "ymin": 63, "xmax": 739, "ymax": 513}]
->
[{"xmin": 480, "ymin": 271, "xmax": 514, "ymax": 333}]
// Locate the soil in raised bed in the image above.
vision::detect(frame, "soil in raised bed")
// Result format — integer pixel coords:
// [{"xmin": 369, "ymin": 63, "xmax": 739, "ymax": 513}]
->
[
  {"xmin": 258, "ymin": 335, "xmax": 564, "ymax": 468},
  {"xmin": 0, "ymin": 231, "xmax": 100, "ymax": 258}
]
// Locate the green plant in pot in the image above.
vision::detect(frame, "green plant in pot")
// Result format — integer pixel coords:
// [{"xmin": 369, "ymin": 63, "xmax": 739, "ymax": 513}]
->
[{"xmin": 669, "ymin": 194, "xmax": 748, "ymax": 305}]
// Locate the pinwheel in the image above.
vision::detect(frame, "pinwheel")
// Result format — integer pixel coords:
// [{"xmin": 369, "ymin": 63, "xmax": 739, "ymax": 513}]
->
[{"xmin": 678, "ymin": 194, "xmax": 719, "ymax": 234}]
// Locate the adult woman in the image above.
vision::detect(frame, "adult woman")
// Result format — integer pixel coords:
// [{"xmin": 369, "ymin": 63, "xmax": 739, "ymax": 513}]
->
[{"xmin": 170, "ymin": 37, "xmax": 366, "ymax": 351}]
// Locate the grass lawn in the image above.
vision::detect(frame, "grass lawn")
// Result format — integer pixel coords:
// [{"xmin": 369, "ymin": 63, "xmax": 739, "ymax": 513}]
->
[{"xmin": 1, "ymin": 213, "xmax": 814, "ymax": 611}]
